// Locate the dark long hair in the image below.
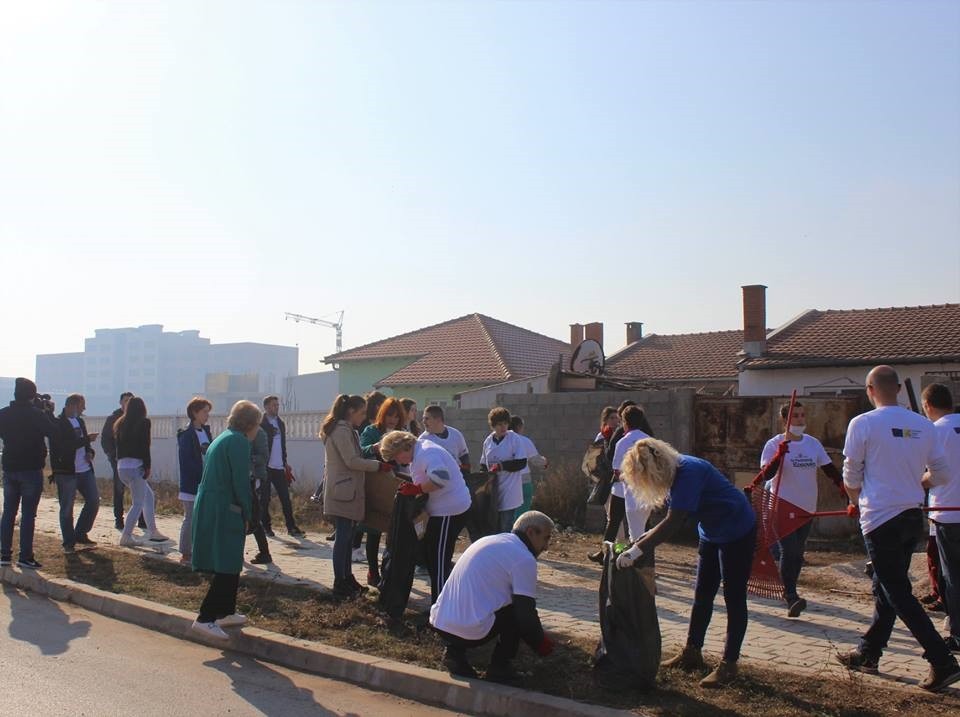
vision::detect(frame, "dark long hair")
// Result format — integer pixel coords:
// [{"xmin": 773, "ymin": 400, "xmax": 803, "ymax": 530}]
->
[
  {"xmin": 400, "ymin": 397, "xmax": 422, "ymax": 436},
  {"xmin": 114, "ymin": 396, "xmax": 148, "ymax": 442},
  {"xmin": 321, "ymin": 394, "xmax": 366, "ymax": 441},
  {"xmin": 365, "ymin": 391, "xmax": 387, "ymax": 424}
]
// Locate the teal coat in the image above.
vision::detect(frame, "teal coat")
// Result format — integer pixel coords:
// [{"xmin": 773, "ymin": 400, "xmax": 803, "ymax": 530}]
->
[{"xmin": 191, "ymin": 429, "xmax": 253, "ymax": 575}]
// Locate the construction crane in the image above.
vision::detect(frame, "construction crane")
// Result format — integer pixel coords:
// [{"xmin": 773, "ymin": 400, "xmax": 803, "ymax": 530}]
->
[{"xmin": 284, "ymin": 310, "xmax": 344, "ymax": 354}]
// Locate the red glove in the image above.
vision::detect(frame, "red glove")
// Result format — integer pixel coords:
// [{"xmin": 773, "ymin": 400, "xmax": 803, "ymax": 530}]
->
[
  {"xmin": 398, "ymin": 481, "xmax": 423, "ymax": 497},
  {"xmin": 846, "ymin": 503, "xmax": 860, "ymax": 519},
  {"xmin": 488, "ymin": 463, "xmax": 502, "ymax": 473},
  {"xmin": 775, "ymin": 440, "xmax": 790, "ymax": 459},
  {"xmin": 535, "ymin": 635, "xmax": 555, "ymax": 657},
  {"xmin": 285, "ymin": 465, "xmax": 296, "ymax": 484},
  {"xmin": 378, "ymin": 462, "xmax": 394, "ymax": 473},
  {"xmin": 600, "ymin": 425, "xmax": 614, "ymax": 441}
]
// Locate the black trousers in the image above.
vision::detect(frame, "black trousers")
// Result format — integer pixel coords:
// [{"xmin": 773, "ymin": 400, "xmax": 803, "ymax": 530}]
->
[
  {"xmin": 439, "ymin": 605, "xmax": 522, "ymax": 666},
  {"xmin": 425, "ymin": 512, "xmax": 467, "ymax": 603},
  {"xmin": 603, "ymin": 494, "xmax": 626, "ymax": 542},
  {"xmin": 248, "ymin": 480, "xmax": 271, "ymax": 557},
  {"xmin": 198, "ymin": 572, "xmax": 240, "ymax": 622},
  {"xmin": 260, "ymin": 468, "xmax": 296, "ymax": 532}
]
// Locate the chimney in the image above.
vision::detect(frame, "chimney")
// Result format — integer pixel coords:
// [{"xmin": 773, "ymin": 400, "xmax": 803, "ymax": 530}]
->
[
  {"xmin": 584, "ymin": 322, "xmax": 603, "ymax": 348},
  {"xmin": 625, "ymin": 322, "xmax": 643, "ymax": 344},
  {"xmin": 569, "ymin": 323, "xmax": 584, "ymax": 348},
  {"xmin": 741, "ymin": 284, "xmax": 767, "ymax": 357}
]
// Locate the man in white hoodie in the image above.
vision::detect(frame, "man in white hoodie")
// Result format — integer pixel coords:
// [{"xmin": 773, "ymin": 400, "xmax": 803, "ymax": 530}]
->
[{"xmin": 837, "ymin": 365, "xmax": 960, "ymax": 692}]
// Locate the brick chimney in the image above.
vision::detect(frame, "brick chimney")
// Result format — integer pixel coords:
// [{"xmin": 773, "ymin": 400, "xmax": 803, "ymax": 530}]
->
[
  {"xmin": 569, "ymin": 323, "xmax": 584, "ymax": 348},
  {"xmin": 741, "ymin": 284, "xmax": 767, "ymax": 357},
  {"xmin": 625, "ymin": 322, "xmax": 643, "ymax": 344},
  {"xmin": 584, "ymin": 322, "xmax": 603, "ymax": 349}
]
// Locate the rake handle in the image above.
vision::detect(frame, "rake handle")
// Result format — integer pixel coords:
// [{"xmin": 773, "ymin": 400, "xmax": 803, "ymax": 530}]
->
[{"xmin": 811, "ymin": 506, "xmax": 960, "ymax": 518}]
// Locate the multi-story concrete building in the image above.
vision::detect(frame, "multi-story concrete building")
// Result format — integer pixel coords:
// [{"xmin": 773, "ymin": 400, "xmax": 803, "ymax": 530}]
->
[{"xmin": 36, "ymin": 325, "xmax": 298, "ymax": 415}]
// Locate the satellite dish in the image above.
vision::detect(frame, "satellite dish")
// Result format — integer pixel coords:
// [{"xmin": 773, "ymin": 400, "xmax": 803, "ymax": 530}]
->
[{"xmin": 570, "ymin": 339, "xmax": 605, "ymax": 375}]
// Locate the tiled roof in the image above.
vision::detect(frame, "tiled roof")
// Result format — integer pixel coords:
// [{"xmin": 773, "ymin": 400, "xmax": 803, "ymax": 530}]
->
[
  {"xmin": 741, "ymin": 304, "xmax": 960, "ymax": 369},
  {"xmin": 606, "ymin": 330, "xmax": 744, "ymax": 381},
  {"xmin": 325, "ymin": 314, "xmax": 570, "ymax": 387}
]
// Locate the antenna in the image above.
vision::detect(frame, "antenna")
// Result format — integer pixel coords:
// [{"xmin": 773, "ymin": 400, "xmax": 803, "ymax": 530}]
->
[
  {"xmin": 284, "ymin": 311, "xmax": 344, "ymax": 353},
  {"xmin": 570, "ymin": 339, "xmax": 605, "ymax": 375}
]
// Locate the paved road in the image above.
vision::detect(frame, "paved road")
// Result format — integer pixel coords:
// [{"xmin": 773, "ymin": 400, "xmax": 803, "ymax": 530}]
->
[{"xmin": 0, "ymin": 584, "xmax": 469, "ymax": 717}]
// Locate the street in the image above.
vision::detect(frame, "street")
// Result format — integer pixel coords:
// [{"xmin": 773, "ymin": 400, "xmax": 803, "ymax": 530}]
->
[{"xmin": 0, "ymin": 585, "xmax": 469, "ymax": 716}]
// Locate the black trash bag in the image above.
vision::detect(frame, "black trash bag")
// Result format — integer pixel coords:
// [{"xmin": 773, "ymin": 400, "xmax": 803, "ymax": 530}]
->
[
  {"xmin": 593, "ymin": 545, "xmax": 660, "ymax": 691},
  {"xmin": 463, "ymin": 471, "xmax": 499, "ymax": 541},
  {"xmin": 378, "ymin": 492, "xmax": 428, "ymax": 621}
]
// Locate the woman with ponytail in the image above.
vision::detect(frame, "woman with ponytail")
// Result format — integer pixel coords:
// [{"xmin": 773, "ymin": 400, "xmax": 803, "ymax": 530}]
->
[{"xmin": 321, "ymin": 394, "xmax": 394, "ymax": 599}]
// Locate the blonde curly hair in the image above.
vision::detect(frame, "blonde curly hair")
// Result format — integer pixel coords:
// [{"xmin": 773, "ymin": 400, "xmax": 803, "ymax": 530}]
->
[
  {"xmin": 620, "ymin": 437, "xmax": 680, "ymax": 509},
  {"xmin": 379, "ymin": 430, "xmax": 417, "ymax": 462}
]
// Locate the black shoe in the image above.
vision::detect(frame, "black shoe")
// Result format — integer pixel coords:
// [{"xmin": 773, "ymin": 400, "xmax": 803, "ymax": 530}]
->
[
  {"xmin": 332, "ymin": 578, "xmax": 360, "ymax": 600},
  {"xmin": 288, "ymin": 526, "xmax": 306, "ymax": 538},
  {"xmin": 920, "ymin": 659, "xmax": 960, "ymax": 692},
  {"xmin": 787, "ymin": 597, "xmax": 807, "ymax": 618},
  {"xmin": 76, "ymin": 535, "xmax": 97, "ymax": 546},
  {"xmin": 926, "ymin": 600, "xmax": 946, "ymax": 613},
  {"xmin": 264, "ymin": 528, "xmax": 276, "ymax": 538},
  {"xmin": 349, "ymin": 575, "xmax": 369, "ymax": 594},
  {"xmin": 443, "ymin": 650, "xmax": 478, "ymax": 679},
  {"xmin": 325, "ymin": 532, "xmax": 336, "ymax": 542},
  {"xmin": 836, "ymin": 649, "xmax": 879, "ymax": 675},
  {"xmin": 587, "ymin": 550, "xmax": 604, "ymax": 564},
  {"xmin": 251, "ymin": 553, "xmax": 273, "ymax": 565},
  {"xmin": 945, "ymin": 636, "xmax": 960, "ymax": 655},
  {"xmin": 115, "ymin": 518, "xmax": 124, "ymax": 531},
  {"xmin": 17, "ymin": 558, "xmax": 42, "ymax": 570},
  {"xmin": 485, "ymin": 662, "xmax": 523, "ymax": 687},
  {"xmin": 920, "ymin": 593, "xmax": 939, "ymax": 605}
]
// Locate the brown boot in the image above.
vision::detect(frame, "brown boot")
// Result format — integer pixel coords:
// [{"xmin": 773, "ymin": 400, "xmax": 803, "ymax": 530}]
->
[
  {"xmin": 700, "ymin": 660, "xmax": 738, "ymax": 688},
  {"xmin": 660, "ymin": 645, "xmax": 704, "ymax": 671}
]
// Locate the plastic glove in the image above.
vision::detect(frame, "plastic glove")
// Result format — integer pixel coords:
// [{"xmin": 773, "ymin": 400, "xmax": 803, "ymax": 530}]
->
[
  {"xmin": 535, "ymin": 635, "xmax": 555, "ymax": 657},
  {"xmin": 616, "ymin": 544, "xmax": 643, "ymax": 569},
  {"xmin": 775, "ymin": 440, "xmax": 790, "ymax": 459},
  {"xmin": 378, "ymin": 462, "xmax": 394, "ymax": 473},
  {"xmin": 846, "ymin": 503, "xmax": 860, "ymax": 519},
  {"xmin": 398, "ymin": 481, "xmax": 423, "ymax": 497},
  {"xmin": 488, "ymin": 463, "xmax": 502, "ymax": 473},
  {"xmin": 600, "ymin": 425, "xmax": 614, "ymax": 441}
]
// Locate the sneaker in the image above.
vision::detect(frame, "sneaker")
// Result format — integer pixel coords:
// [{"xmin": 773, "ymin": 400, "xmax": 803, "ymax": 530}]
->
[
  {"xmin": 587, "ymin": 550, "xmax": 604, "ymax": 564},
  {"xmin": 351, "ymin": 547, "xmax": 366, "ymax": 563},
  {"xmin": 17, "ymin": 558, "xmax": 42, "ymax": 570},
  {"xmin": 250, "ymin": 553, "xmax": 273, "ymax": 565},
  {"xmin": 147, "ymin": 532, "xmax": 171, "ymax": 543},
  {"xmin": 367, "ymin": 569, "xmax": 381, "ymax": 588},
  {"xmin": 216, "ymin": 613, "xmax": 247, "ymax": 627},
  {"xmin": 0, "ymin": 556, "xmax": 11, "ymax": 567},
  {"xmin": 325, "ymin": 532, "xmax": 336, "ymax": 542},
  {"xmin": 264, "ymin": 527, "xmax": 276, "ymax": 538},
  {"xmin": 787, "ymin": 597, "xmax": 808, "ymax": 618},
  {"xmin": 945, "ymin": 636, "xmax": 960, "ymax": 655},
  {"xmin": 288, "ymin": 526, "xmax": 306, "ymax": 538},
  {"xmin": 836, "ymin": 649, "xmax": 879, "ymax": 675},
  {"xmin": 76, "ymin": 535, "xmax": 97, "ymax": 546},
  {"xmin": 443, "ymin": 650, "xmax": 478, "ymax": 679},
  {"xmin": 63, "ymin": 545, "xmax": 76, "ymax": 554},
  {"xmin": 190, "ymin": 620, "xmax": 230, "ymax": 642},
  {"xmin": 919, "ymin": 660, "xmax": 960, "ymax": 692},
  {"xmin": 485, "ymin": 662, "xmax": 523, "ymax": 687},
  {"xmin": 119, "ymin": 536, "xmax": 140, "ymax": 547}
]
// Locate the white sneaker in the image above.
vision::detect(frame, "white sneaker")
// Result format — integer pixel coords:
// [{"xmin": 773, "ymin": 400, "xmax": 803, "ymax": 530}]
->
[
  {"xmin": 216, "ymin": 613, "xmax": 248, "ymax": 627},
  {"xmin": 190, "ymin": 620, "xmax": 230, "ymax": 641},
  {"xmin": 119, "ymin": 536, "xmax": 140, "ymax": 547},
  {"xmin": 351, "ymin": 547, "xmax": 365, "ymax": 563},
  {"xmin": 148, "ymin": 532, "xmax": 171, "ymax": 543}
]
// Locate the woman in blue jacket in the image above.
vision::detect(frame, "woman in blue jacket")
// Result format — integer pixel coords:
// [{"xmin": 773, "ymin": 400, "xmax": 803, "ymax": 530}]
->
[{"xmin": 177, "ymin": 397, "xmax": 213, "ymax": 564}]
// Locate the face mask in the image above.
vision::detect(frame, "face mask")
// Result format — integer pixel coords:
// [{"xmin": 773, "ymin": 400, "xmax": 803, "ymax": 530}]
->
[{"xmin": 788, "ymin": 424, "xmax": 806, "ymax": 436}]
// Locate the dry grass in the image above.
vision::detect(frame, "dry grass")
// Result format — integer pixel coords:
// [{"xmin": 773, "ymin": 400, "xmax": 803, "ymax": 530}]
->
[
  {"xmin": 27, "ymin": 532, "xmax": 960, "ymax": 716},
  {"xmin": 531, "ymin": 460, "xmax": 589, "ymax": 528}
]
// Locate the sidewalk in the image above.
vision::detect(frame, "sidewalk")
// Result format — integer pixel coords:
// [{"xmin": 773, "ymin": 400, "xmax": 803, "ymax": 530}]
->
[{"xmin": 32, "ymin": 496, "xmax": 949, "ymax": 690}]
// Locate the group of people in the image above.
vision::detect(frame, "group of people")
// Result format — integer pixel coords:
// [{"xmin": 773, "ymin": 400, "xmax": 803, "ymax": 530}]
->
[{"xmin": 2, "ymin": 365, "xmax": 960, "ymax": 693}]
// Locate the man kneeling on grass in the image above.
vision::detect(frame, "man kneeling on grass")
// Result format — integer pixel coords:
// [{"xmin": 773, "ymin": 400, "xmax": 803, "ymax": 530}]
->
[{"xmin": 429, "ymin": 510, "xmax": 556, "ymax": 685}]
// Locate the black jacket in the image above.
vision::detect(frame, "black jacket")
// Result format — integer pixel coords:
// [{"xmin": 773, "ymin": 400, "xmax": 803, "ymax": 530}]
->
[
  {"xmin": 0, "ymin": 400, "xmax": 59, "ymax": 472},
  {"xmin": 49, "ymin": 413, "xmax": 95, "ymax": 475},
  {"xmin": 260, "ymin": 415, "xmax": 287, "ymax": 467},
  {"xmin": 116, "ymin": 418, "xmax": 152, "ymax": 470},
  {"xmin": 101, "ymin": 408, "xmax": 123, "ymax": 462}
]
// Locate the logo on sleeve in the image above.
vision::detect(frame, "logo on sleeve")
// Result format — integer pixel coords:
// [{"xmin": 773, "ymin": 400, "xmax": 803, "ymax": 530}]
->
[
  {"xmin": 954, "ymin": 427, "xmax": 960, "ymax": 435},
  {"xmin": 891, "ymin": 428, "xmax": 921, "ymax": 439}
]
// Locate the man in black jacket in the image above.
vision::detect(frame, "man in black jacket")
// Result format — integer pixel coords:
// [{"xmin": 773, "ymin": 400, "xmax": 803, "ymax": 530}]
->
[
  {"xmin": 0, "ymin": 378, "xmax": 58, "ymax": 569},
  {"xmin": 259, "ymin": 395, "xmax": 303, "ymax": 537},
  {"xmin": 49, "ymin": 394, "xmax": 100, "ymax": 552},
  {"xmin": 101, "ymin": 392, "xmax": 144, "ymax": 531}
]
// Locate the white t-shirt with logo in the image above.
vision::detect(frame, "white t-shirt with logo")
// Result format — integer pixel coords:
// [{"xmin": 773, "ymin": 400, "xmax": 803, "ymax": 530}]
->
[
  {"xmin": 267, "ymin": 416, "xmax": 283, "ymax": 470},
  {"xmin": 418, "ymin": 426, "xmax": 469, "ymax": 464},
  {"xmin": 429, "ymin": 532, "xmax": 538, "ymax": 640},
  {"xmin": 612, "ymin": 429, "xmax": 651, "ymax": 541},
  {"xmin": 929, "ymin": 413, "xmax": 960, "ymax": 525},
  {"xmin": 515, "ymin": 433, "xmax": 541, "ymax": 485},
  {"xmin": 68, "ymin": 417, "xmax": 91, "ymax": 473},
  {"xmin": 411, "ymin": 441, "xmax": 472, "ymax": 518},
  {"xmin": 760, "ymin": 434, "xmax": 832, "ymax": 514},
  {"xmin": 843, "ymin": 405, "xmax": 949, "ymax": 535},
  {"xmin": 481, "ymin": 430, "xmax": 526, "ymax": 512}
]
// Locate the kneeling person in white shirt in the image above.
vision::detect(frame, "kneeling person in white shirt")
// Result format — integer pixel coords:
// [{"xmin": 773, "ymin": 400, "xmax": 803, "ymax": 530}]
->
[
  {"xmin": 429, "ymin": 511, "xmax": 556, "ymax": 685},
  {"xmin": 381, "ymin": 430, "xmax": 472, "ymax": 603}
]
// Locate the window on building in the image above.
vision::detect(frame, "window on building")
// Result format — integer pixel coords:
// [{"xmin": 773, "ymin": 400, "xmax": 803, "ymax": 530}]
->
[{"xmin": 128, "ymin": 369, "xmax": 140, "ymax": 377}]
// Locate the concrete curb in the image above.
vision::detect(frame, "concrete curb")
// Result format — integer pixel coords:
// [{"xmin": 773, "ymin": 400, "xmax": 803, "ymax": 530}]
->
[{"xmin": 1, "ymin": 567, "xmax": 634, "ymax": 717}]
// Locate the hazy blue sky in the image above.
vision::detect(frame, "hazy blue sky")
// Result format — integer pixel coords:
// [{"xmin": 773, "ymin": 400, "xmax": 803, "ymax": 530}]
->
[{"xmin": 2, "ymin": 0, "xmax": 958, "ymax": 379}]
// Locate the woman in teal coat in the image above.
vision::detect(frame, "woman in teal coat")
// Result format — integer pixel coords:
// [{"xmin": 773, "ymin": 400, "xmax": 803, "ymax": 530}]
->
[{"xmin": 190, "ymin": 400, "xmax": 262, "ymax": 642}]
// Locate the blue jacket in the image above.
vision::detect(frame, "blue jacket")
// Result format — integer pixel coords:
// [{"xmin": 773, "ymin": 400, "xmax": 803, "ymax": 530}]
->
[{"xmin": 177, "ymin": 423, "xmax": 213, "ymax": 496}]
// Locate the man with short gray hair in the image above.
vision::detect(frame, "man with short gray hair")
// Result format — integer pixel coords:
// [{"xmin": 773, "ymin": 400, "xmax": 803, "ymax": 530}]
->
[{"xmin": 429, "ymin": 510, "xmax": 557, "ymax": 685}]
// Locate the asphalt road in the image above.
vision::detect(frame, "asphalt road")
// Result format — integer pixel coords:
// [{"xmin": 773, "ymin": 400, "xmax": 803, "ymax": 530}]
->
[{"xmin": 0, "ymin": 584, "xmax": 469, "ymax": 716}]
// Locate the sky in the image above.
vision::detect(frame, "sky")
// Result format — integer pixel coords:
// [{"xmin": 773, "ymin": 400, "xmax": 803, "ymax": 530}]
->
[{"xmin": 1, "ymin": 0, "xmax": 958, "ymax": 379}]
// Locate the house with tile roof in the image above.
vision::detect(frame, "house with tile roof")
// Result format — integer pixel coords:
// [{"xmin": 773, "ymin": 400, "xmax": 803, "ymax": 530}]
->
[{"xmin": 323, "ymin": 313, "xmax": 570, "ymax": 407}]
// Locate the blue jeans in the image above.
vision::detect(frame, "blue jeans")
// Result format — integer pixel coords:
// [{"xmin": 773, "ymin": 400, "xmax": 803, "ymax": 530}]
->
[
  {"xmin": 936, "ymin": 521, "xmax": 960, "ymax": 640},
  {"xmin": 777, "ymin": 521, "xmax": 812, "ymax": 602},
  {"xmin": 1, "ymin": 470, "xmax": 44, "ymax": 560},
  {"xmin": 332, "ymin": 516, "xmax": 356, "ymax": 581},
  {"xmin": 687, "ymin": 526, "xmax": 756, "ymax": 662},
  {"xmin": 55, "ymin": 469, "xmax": 100, "ymax": 547},
  {"xmin": 859, "ymin": 509, "xmax": 953, "ymax": 666}
]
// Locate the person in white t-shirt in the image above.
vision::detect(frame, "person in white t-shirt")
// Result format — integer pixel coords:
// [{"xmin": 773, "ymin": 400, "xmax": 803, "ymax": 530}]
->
[
  {"xmin": 611, "ymin": 406, "xmax": 653, "ymax": 543},
  {"xmin": 921, "ymin": 383, "xmax": 960, "ymax": 654},
  {"xmin": 430, "ymin": 510, "xmax": 556, "ymax": 685},
  {"xmin": 49, "ymin": 394, "xmax": 100, "ymax": 552},
  {"xmin": 481, "ymin": 407, "xmax": 528, "ymax": 533},
  {"xmin": 839, "ymin": 365, "xmax": 960, "ymax": 691},
  {"xmin": 508, "ymin": 416, "xmax": 547, "ymax": 520},
  {"xmin": 419, "ymin": 405, "xmax": 471, "ymax": 473},
  {"xmin": 381, "ymin": 430, "xmax": 472, "ymax": 603},
  {"xmin": 757, "ymin": 401, "xmax": 845, "ymax": 618}
]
